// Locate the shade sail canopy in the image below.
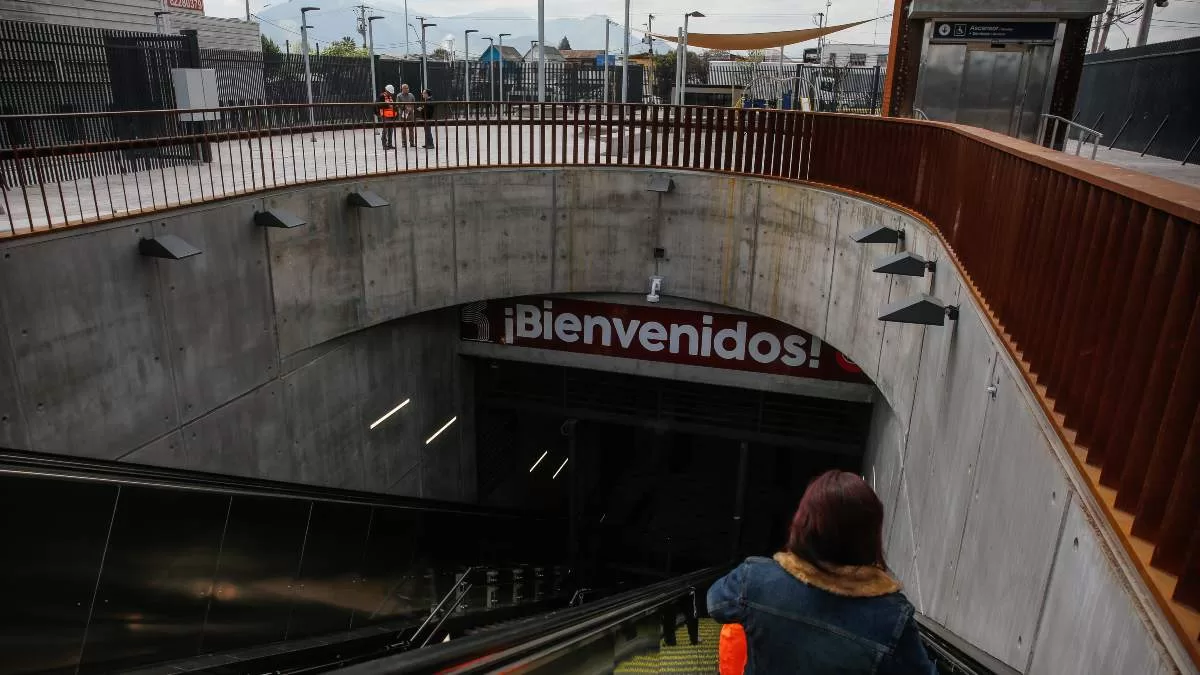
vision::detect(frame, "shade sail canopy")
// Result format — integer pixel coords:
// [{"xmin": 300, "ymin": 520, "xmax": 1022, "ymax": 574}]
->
[{"xmin": 650, "ymin": 18, "xmax": 875, "ymax": 50}]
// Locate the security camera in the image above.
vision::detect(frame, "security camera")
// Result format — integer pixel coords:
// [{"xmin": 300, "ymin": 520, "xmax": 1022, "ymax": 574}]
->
[{"xmin": 646, "ymin": 275, "xmax": 664, "ymax": 303}]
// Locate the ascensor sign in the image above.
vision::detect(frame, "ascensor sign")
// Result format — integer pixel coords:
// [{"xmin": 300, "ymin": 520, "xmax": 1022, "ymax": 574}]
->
[{"xmin": 460, "ymin": 297, "xmax": 868, "ymax": 383}]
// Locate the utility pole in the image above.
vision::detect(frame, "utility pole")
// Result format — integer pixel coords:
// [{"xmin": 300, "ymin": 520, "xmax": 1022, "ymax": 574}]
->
[
  {"xmin": 499, "ymin": 33, "xmax": 511, "ymax": 101},
  {"xmin": 1136, "ymin": 0, "xmax": 1155, "ymax": 47},
  {"xmin": 1094, "ymin": 0, "xmax": 1117, "ymax": 53},
  {"xmin": 419, "ymin": 17, "xmax": 436, "ymax": 93},
  {"xmin": 647, "ymin": 15, "xmax": 655, "ymax": 101},
  {"xmin": 245, "ymin": 0, "xmax": 251, "ymax": 22},
  {"xmin": 301, "ymin": 6, "xmax": 319, "ymax": 132},
  {"xmin": 355, "ymin": 4, "xmax": 368, "ymax": 48}
]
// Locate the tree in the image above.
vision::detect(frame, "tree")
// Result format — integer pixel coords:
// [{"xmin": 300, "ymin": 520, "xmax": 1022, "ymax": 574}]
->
[
  {"xmin": 736, "ymin": 49, "xmax": 766, "ymax": 88},
  {"xmin": 558, "ymin": 36, "xmax": 572, "ymax": 50},
  {"xmin": 651, "ymin": 50, "xmax": 709, "ymax": 101},
  {"xmin": 704, "ymin": 50, "xmax": 735, "ymax": 62},
  {"xmin": 431, "ymin": 47, "xmax": 452, "ymax": 61},
  {"xmin": 261, "ymin": 35, "xmax": 281, "ymax": 55},
  {"xmin": 324, "ymin": 36, "xmax": 367, "ymax": 57}
]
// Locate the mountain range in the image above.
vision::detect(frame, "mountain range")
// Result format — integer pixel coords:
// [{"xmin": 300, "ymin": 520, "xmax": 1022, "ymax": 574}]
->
[{"xmin": 257, "ymin": 0, "xmax": 671, "ymax": 58}]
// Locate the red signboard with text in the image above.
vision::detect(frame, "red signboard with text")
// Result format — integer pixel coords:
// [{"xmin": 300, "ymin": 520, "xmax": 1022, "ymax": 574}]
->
[
  {"xmin": 166, "ymin": 0, "xmax": 205, "ymax": 12},
  {"xmin": 460, "ymin": 297, "xmax": 868, "ymax": 383}
]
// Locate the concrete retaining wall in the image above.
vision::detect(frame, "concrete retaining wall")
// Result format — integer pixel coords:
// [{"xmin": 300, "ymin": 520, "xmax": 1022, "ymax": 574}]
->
[{"xmin": 0, "ymin": 167, "xmax": 1188, "ymax": 672}]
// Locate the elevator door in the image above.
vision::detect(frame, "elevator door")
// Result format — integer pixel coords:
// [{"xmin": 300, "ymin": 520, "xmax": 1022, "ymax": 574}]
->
[{"xmin": 918, "ymin": 42, "xmax": 1053, "ymax": 141}]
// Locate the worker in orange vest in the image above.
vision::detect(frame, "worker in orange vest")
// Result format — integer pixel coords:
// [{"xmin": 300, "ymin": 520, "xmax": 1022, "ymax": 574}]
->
[
  {"xmin": 377, "ymin": 84, "xmax": 398, "ymax": 149},
  {"xmin": 719, "ymin": 623, "xmax": 748, "ymax": 675}
]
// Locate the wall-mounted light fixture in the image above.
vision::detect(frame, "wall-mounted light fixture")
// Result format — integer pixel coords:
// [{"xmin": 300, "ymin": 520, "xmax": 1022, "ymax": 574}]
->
[
  {"xmin": 879, "ymin": 294, "xmax": 959, "ymax": 326},
  {"xmin": 850, "ymin": 224, "xmax": 904, "ymax": 244},
  {"xmin": 348, "ymin": 189, "xmax": 389, "ymax": 208},
  {"xmin": 873, "ymin": 251, "xmax": 935, "ymax": 277},
  {"xmin": 255, "ymin": 208, "xmax": 307, "ymax": 229},
  {"xmin": 139, "ymin": 235, "xmax": 201, "ymax": 260},
  {"xmin": 425, "ymin": 416, "xmax": 458, "ymax": 444}
]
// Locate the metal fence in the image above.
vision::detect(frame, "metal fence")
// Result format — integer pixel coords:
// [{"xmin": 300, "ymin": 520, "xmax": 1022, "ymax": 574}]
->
[
  {"xmin": 707, "ymin": 63, "xmax": 886, "ymax": 113},
  {"xmin": 392, "ymin": 60, "xmax": 645, "ymax": 104}
]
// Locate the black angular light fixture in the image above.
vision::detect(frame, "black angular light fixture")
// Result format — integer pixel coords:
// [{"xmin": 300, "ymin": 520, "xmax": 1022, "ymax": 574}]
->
[
  {"xmin": 873, "ymin": 251, "xmax": 935, "ymax": 277},
  {"xmin": 647, "ymin": 176, "xmax": 675, "ymax": 193},
  {"xmin": 879, "ymin": 294, "xmax": 959, "ymax": 326},
  {"xmin": 254, "ymin": 208, "xmax": 307, "ymax": 229},
  {"xmin": 139, "ymin": 235, "xmax": 201, "ymax": 260},
  {"xmin": 347, "ymin": 189, "xmax": 389, "ymax": 208},
  {"xmin": 850, "ymin": 224, "xmax": 904, "ymax": 244}
]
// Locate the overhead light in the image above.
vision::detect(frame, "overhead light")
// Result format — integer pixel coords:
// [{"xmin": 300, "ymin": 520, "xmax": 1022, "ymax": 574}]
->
[
  {"xmin": 425, "ymin": 416, "xmax": 458, "ymax": 444},
  {"xmin": 347, "ymin": 189, "xmax": 389, "ymax": 208},
  {"xmin": 139, "ymin": 235, "xmax": 201, "ymax": 260},
  {"xmin": 255, "ymin": 208, "xmax": 306, "ymax": 229},
  {"xmin": 369, "ymin": 398, "xmax": 410, "ymax": 430},
  {"xmin": 879, "ymin": 294, "xmax": 959, "ymax": 326},
  {"xmin": 850, "ymin": 224, "xmax": 904, "ymax": 244},
  {"xmin": 873, "ymin": 251, "xmax": 935, "ymax": 277},
  {"xmin": 552, "ymin": 457, "xmax": 569, "ymax": 479},
  {"xmin": 529, "ymin": 450, "xmax": 549, "ymax": 473}
]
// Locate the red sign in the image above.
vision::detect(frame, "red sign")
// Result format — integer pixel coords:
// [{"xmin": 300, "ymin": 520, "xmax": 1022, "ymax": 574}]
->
[
  {"xmin": 166, "ymin": 0, "xmax": 205, "ymax": 11},
  {"xmin": 460, "ymin": 297, "xmax": 868, "ymax": 383}
]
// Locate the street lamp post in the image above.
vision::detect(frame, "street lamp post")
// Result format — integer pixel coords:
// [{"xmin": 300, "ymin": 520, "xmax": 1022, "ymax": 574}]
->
[
  {"xmin": 464, "ymin": 29, "xmax": 479, "ymax": 104},
  {"xmin": 621, "ymin": 0, "xmax": 630, "ymax": 103},
  {"xmin": 678, "ymin": 10, "xmax": 704, "ymax": 105},
  {"xmin": 604, "ymin": 18, "xmax": 612, "ymax": 103},
  {"xmin": 499, "ymin": 33, "xmax": 511, "ymax": 101},
  {"xmin": 419, "ymin": 18, "xmax": 436, "ymax": 93},
  {"xmin": 482, "ymin": 37, "xmax": 495, "ymax": 104},
  {"xmin": 537, "ymin": 0, "xmax": 546, "ymax": 102},
  {"xmin": 367, "ymin": 15, "xmax": 384, "ymax": 100},
  {"xmin": 301, "ymin": 6, "xmax": 320, "ymax": 129}
]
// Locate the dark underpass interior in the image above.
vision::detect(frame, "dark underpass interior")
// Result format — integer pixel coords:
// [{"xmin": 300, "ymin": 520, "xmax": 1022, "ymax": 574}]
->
[{"xmin": 472, "ymin": 359, "xmax": 872, "ymax": 583}]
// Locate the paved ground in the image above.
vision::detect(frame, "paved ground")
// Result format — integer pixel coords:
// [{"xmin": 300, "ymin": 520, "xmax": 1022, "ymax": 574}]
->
[{"xmin": 1091, "ymin": 146, "xmax": 1200, "ymax": 187}]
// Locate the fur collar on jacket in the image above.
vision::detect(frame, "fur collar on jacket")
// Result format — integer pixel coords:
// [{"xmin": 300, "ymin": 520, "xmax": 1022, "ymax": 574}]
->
[{"xmin": 772, "ymin": 551, "xmax": 901, "ymax": 598}]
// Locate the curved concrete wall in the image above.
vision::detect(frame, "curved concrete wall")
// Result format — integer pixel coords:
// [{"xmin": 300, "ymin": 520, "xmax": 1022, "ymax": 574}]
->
[{"xmin": 0, "ymin": 168, "xmax": 1188, "ymax": 674}]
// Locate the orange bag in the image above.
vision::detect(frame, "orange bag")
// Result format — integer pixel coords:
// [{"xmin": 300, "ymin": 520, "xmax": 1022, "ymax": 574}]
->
[{"xmin": 718, "ymin": 623, "xmax": 748, "ymax": 675}]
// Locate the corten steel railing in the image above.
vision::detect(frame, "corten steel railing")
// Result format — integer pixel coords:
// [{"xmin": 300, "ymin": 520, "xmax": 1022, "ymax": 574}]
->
[{"xmin": 1, "ymin": 103, "xmax": 1198, "ymax": 653}]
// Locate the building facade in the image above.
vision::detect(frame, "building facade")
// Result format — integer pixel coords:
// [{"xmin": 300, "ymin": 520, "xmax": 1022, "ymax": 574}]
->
[{"xmin": 0, "ymin": 0, "xmax": 260, "ymax": 50}]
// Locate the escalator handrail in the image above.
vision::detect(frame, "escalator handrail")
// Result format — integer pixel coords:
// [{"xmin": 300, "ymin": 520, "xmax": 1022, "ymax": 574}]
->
[{"xmin": 332, "ymin": 566, "xmax": 727, "ymax": 674}]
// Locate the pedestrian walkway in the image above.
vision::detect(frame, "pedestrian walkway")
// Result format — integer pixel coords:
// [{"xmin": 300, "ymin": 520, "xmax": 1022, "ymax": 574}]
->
[{"xmin": 1091, "ymin": 146, "xmax": 1200, "ymax": 187}]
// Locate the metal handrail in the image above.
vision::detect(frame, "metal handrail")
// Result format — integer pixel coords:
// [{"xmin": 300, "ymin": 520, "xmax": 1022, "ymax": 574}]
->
[
  {"xmin": 405, "ymin": 567, "xmax": 476, "ymax": 649},
  {"xmin": 1038, "ymin": 113, "xmax": 1104, "ymax": 159}
]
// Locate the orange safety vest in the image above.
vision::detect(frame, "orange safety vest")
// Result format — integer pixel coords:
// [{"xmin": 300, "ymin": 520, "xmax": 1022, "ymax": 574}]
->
[
  {"xmin": 718, "ymin": 623, "xmax": 748, "ymax": 675},
  {"xmin": 379, "ymin": 93, "xmax": 397, "ymax": 118}
]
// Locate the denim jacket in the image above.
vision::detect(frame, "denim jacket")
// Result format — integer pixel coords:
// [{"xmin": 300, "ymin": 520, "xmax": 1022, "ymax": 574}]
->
[{"xmin": 708, "ymin": 553, "xmax": 936, "ymax": 675}]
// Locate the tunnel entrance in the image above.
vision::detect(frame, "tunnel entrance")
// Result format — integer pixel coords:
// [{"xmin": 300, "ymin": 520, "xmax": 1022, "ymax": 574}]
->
[{"xmin": 472, "ymin": 359, "xmax": 873, "ymax": 585}]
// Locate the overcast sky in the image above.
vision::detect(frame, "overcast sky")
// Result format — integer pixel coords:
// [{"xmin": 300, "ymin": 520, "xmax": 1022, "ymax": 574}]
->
[{"xmin": 205, "ymin": 0, "xmax": 1199, "ymax": 48}]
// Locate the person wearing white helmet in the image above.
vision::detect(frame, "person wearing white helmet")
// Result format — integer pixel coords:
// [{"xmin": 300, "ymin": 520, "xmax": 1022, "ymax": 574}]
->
[{"xmin": 377, "ymin": 84, "xmax": 397, "ymax": 149}]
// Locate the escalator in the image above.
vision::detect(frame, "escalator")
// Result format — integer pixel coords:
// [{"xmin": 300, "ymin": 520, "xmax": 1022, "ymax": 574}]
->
[
  {"xmin": 330, "ymin": 568, "xmax": 1019, "ymax": 675},
  {"xmin": 0, "ymin": 449, "xmax": 568, "ymax": 675}
]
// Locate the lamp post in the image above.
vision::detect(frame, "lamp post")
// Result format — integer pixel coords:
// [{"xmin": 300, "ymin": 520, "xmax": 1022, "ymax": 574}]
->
[
  {"xmin": 621, "ymin": 0, "xmax": 630, "ymax": 103},
  {"xmin": 482, "ymin": 37, "xmax": 495, "ymax": 103},
  {"xmin": 367, "ymin": 15, "xmax": 383, "ymax": 100},
  {"xmin": 464, "ymin": 29, "xmax": 478, "ymax": 103},
  {"xmin": 301, "ymin": 6, "xmax": 320, "ymax": 129},
  {"xmin": 537, "ymin": 0, "xmax": 546, "ymax": 102},
  {"xmin": 678, "ymin": 10, "xmax": 704, "ymax": 105},
  {"xmin": 499, "ymin": 33, "xmax": 511, "ymax": 101},
  {"xmin": 419, "ymin": 18, "xmax": 436, "ymax": 93},
  {"xmin": 604, "ymin": 18, "xmax": 613, "ymax": 103}
]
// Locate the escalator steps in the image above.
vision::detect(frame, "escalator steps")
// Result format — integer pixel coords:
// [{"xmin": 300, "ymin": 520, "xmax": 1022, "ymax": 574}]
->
[{"xmin": 614, "ymin": 619, "xmax": 721, "ymax": 674}]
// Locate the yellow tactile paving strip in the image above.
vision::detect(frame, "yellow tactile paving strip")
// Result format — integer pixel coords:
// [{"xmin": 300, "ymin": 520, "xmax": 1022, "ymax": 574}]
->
[{"xmin": 614, "ymin": 619, "xmax": 721, "ymax": 674}]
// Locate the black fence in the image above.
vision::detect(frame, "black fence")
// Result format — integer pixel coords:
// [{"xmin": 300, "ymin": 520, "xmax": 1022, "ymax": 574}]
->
[
  {"xmin": 201, "ymin": 49, "xmax": 377, "ymax": 124},
  {"xmin": 706, "ymin": 63, "xmax": 885, "ymax": 113},
  {"xmin": 0, "ymin": 20, "xmax": 202, "ymax": 184},
  {"xmin": 1074, "ymin": 37, "xmax": 1200, "ymax": 162},
  {"xmin": 392, "ymin": 60, "xmax": 645, "ymax": 104}
]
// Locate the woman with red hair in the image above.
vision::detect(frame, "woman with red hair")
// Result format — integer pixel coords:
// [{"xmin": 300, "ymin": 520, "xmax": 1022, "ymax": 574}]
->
[{"xmin": 708, "ymin": 470, "xmax": 935, "ymax": 674}]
